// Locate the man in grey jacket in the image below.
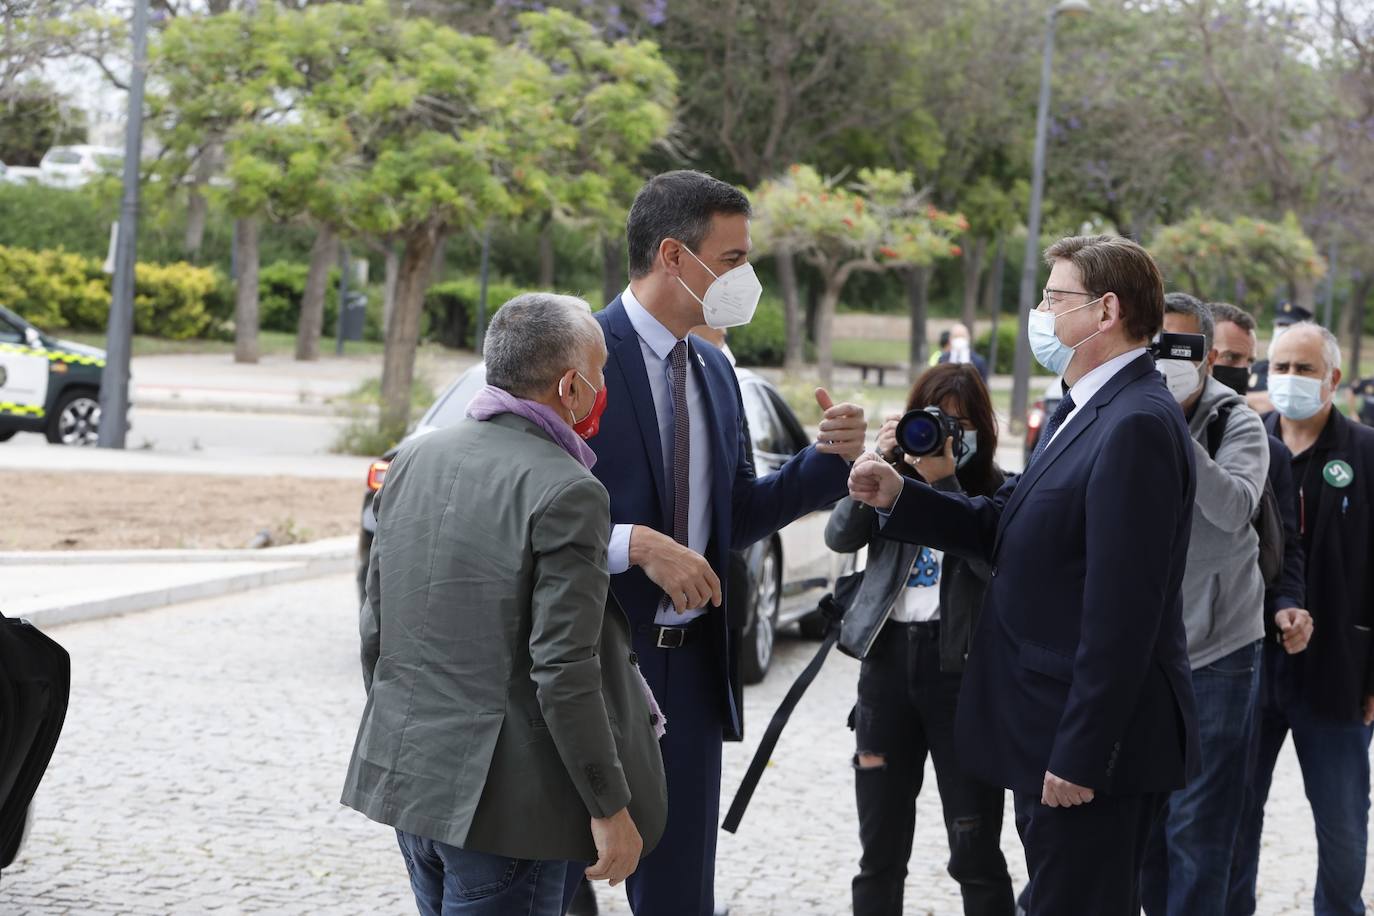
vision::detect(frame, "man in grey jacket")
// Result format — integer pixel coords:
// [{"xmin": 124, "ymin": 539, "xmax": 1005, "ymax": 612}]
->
[
  {"xmin": 1141, "ymin": 292, "xmax": 1270, "ymax": 916},
  {"xmin": 341, "ymin": 294, "xmax": 667, "ymax": 916}
]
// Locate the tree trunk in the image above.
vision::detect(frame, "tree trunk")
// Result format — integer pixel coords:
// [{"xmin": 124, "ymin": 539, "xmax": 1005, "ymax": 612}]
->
[
  {"xmin": 776, "ymin": 247, "xmax": 805, "ymax": 371},
  {"xmin": 1348, "ymin": 272, "xmax": 1370, "ymax": 383},
  {"xmin": 984, "ymin": 237, "xmax": 1007, "ymax": 376},
  {"xmin": 183, "ymin": 143, "xmax": 219, "ymax": 258},
  {"xmin": 961, "ymin": 237, "xmax": 988, "ymax": 330},
  {"xmin": 428, "ymin": 232, "xmax": 448, "ymax": 285},
  {"xmin": 380, "ymin": 228, "xmax": 441, "ymax": 436},
  {"xmin": 805, "ymin": 281, "xmax": 820, "ymax": 354},
  {"xmin": 294, "ymin": 226, "xmax": 338, "ymax": 361},
  {"xmin": 905, "ymin": 266, "xmax": 932, "ymax": 386},
  {"xmin": 233, "ymin": 217, "xmax": 260, "ymax": 364},
  {"xmin": 382, "ymin": 242, "xmax": 400, "ymax": 338},
  {"xmin": 1292, "ymin": 274, "xmax": 1318, "ymax": 314},
  {"xmin": 816, "ymin": 275, "xmax": 845, "ymax": 391},
  {"xmin": 538, "ymin": 213, "xmax": 555, "ymax": 288},
  {"xmin": 601, "ymin": 234, "xmax": 623, "ymax": 307}
]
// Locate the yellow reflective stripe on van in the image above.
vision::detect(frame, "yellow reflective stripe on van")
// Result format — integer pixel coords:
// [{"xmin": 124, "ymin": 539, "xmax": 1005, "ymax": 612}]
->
[
  {"xmin": 0, "ymin": 341, "xmax": 106, "ymax": 367},
  {"xmin": 0, "ymin": 402, "xmax": 44, "ymax": 417}
]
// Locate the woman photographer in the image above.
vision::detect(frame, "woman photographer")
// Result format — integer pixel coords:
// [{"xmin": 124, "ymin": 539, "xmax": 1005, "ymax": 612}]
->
[{"xmin": 826, "ymin": 362, "xmax": 1013, "ymax": 916}]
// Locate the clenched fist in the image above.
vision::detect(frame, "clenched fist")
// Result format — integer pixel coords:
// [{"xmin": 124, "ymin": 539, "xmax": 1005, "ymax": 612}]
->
[{"xmin": 848, "ymin": 452, "xmax": 904, "ymax": 511}]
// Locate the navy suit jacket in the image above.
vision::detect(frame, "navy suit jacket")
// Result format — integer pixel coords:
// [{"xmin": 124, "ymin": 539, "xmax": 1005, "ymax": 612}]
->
[
  {"xmin": 589, "ymin": 296, "xmax": 851, "ymax": 739},
  {"xmin": 881, "ymin": 352, "xmax": 1201, "ymax": 796}
]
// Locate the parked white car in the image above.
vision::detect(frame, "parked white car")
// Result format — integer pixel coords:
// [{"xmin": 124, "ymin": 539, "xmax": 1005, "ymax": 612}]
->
[{"xmin": 38, "ymin": 145, "xmax": 123, "ymax": 188}]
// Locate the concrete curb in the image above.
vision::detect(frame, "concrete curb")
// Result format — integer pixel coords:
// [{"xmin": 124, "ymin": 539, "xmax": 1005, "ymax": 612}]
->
[
  {"xmin": 17, "ymin": 553, "xmax": 353, "ymax": 629},
  {"xmin": 0, "ymin": 536, "xmax": 356, "ymax": 566},
  {"xmin": 130, "ymin": 397, "xmax": 358, "ymax": 418}
]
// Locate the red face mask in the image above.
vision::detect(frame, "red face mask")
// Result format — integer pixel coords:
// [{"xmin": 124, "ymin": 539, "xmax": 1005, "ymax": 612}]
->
[{"xmin": 562, "ymin": 371, "xmax": 608, "ymax": 440}]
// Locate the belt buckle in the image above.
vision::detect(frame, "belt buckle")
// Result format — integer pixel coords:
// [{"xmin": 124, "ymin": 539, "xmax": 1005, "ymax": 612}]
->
[{"xmin": 656, "ymin": 627, "xmax": 684, "ymax": 649}]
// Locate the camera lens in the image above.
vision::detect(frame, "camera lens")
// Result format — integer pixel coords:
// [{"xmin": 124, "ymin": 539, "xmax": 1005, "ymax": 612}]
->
[{"xmin": 896, "ymin": 411, "xmax": 943, "ymax": 456}]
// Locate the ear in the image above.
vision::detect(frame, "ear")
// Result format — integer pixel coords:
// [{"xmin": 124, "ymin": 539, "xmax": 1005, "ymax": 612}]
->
[
  {"xmin": 556, "ymin": 367, "xmax": 579, "ymax": 407},
  {"xmin": 1331, "ymin": 367, "xmax": 1343, "ymax": 390},
  {"xmin": 659, "ymin": 237, "xmax": 684, "ymax": 277},
  {"xmin": 1099, "ymin": 292, "xmax": 1121, "ymax": 327},
  {"xmin": 1206, "ymin": 347, "xmax": 1219, "ymax": 369}
]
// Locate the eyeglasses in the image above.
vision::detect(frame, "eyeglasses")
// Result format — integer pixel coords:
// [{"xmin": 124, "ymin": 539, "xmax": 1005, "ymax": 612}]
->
[{"xmin": 1040, "ymin": 288, "xmax": 1100, "ymax": 311}]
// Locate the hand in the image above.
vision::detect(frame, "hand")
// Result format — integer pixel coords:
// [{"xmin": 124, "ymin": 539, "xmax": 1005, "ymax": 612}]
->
[
  {"xmin": 848, "ymin": 452, "xmax": 904, "ymax": 510},
  {"xmin": 1274, "ymin": 607, "xmax": 1313, "ymax": 654},
  {"xmin": 629, "ymin": 526, "xmax": 722, "ymax": 614},
  {"xmin": 1363, "ymin": 695, "xmax": 1374, "ymax": 727},
  {"xmin": 586, "ymin": 807, "xmax": 643, "ymax": 886},
  {"xmin": 876, "ymin": 413, "xmax": 902, "ymax": 461},
  {"xmin": 815, "ymin": 388, "xmax": 868, "ymax": 463},
  {"xmin": 1042, "ymin": 771, "xmax": 1095, "ymax": 807},
  {"xmin": 909, "ymin": 434, "xmax": 957, "ymax": 485}
]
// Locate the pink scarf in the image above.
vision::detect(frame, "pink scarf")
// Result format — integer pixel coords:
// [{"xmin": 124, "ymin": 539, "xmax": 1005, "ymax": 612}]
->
[{"xmin": 465, "ymin": 385, "xmax": 596, "ymax": 470}]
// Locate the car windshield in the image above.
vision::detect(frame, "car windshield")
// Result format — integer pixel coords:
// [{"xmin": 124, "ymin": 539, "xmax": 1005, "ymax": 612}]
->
[
  {"xmin": 423, "ymin": 366, "xmax": 488, "ymax": 428},
  {"xmin": 44, "ymin": 150, "xmax": 82, "ymax": 165}
]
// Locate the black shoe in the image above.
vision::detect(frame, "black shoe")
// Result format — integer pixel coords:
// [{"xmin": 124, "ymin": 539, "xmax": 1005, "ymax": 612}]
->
[{"xmin": 567, "ymin": 877, "xmax": 598, "ymax": 916}]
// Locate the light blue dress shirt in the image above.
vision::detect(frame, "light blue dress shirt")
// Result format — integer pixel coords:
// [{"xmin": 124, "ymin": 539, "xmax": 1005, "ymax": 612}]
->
[{"xmin": 609, "ymin": 286, "xmax": 715, "ymax": 625}]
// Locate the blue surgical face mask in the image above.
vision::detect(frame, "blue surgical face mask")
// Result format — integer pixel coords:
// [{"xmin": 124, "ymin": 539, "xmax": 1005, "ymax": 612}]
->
[
  {"xmin": 956, "ymin": 429, "xmax": 978, "ymax": 469},
  {"xmin": 1027, "ymin": 296, "xmax": 1105, "ymax": 376},
  {"xmin": 1269, "ymin": 373, "xmax": 1327, "ymax": 420}
]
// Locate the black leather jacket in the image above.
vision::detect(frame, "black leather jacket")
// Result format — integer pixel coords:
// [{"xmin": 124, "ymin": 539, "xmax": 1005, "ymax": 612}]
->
[{"xmin": 826, "ymin": 467, "xmax": 1005, "ymax": 671}]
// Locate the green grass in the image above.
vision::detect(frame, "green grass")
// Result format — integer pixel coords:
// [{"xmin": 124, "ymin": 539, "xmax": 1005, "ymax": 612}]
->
[
  {"xmin": 59, "ymin": 330, "xmax": 388, "ymax": 358},
  {"xmin": 831, "ymin": 338, "xmax": 910, "ymax": 367}
]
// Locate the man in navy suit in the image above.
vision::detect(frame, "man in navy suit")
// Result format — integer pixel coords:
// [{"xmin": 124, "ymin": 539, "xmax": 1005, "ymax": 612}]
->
[
  {"xmin": 571, "ymin": 170, "xmax": 868, "ymax": 916},
  {"xmin": 849, "ymin": 235, "xmax": 1200, "ymax": 915}
]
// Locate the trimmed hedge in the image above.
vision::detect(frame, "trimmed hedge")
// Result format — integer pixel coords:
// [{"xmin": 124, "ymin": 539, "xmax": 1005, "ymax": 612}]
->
[
  {"xmin": 424, "ymin": 277, "xmax": 525, "ymax": 349},
  {"xmin": 0, "ymin": 244, "xmax": 221, "ymax": 339},
  {"xmin": 727, "ymin": 293, "xmax": 786, "ymax": 367}
]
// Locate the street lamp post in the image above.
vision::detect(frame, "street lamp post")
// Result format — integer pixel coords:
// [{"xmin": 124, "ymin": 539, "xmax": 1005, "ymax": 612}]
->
[
  {"xmin": 97, "ymin": 0, "xmax": 150, "ymax": 449},
  {"xmin": 1010, "ymin": 0, "xmax": 1091, "ymax": 434}
]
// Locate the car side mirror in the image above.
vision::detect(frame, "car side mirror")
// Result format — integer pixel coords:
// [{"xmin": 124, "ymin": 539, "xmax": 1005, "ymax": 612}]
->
[{"xmin": 23, "ymin": 327, "xmax": 41, "ymax": 348}]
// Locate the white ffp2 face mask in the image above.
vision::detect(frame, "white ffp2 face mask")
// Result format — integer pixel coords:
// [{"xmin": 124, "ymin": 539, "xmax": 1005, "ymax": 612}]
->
[
  {"xmin": 1158, "ymin": 359, "xmax": 1205, "ymax": 403},
  {"xmin": 678, "ymin": 246, "xmax": 763, "ymax": 329}
]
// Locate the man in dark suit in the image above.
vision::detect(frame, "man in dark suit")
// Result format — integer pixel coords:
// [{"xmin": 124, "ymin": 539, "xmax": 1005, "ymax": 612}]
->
[
  {"xmin": 849, "ymin": 235, "xmax": 1200, "ymax": 915},
  {"xmin": 574, "ymin": 170, "xmax": 868, "ymax": 916}
]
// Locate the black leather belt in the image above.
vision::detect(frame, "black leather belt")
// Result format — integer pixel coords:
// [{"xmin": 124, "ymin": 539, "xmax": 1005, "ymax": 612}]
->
[{"xmin": 639, "ymin": 618, "xmax": 706, "ymax": 649}]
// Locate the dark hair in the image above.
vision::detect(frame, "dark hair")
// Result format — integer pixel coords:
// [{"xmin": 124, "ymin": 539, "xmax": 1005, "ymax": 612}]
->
[
  {"xmin": 1044, "ymin": 235, "xmax": 1164, "ymax": 343},
  {"xmin": 1208, "ymin": 301, "xmax": 1256, "ymax": 334},
  {"xmin": 626, "ymin": 170, "xmax": 752, "ymax": 279},
  {"xmin": 1163, "ymin": 291, "xmax": 1214, "ymax": 351},
  {"xmin": 903, "ymin": 363, "xmax": 1000, "ymax": 497}
]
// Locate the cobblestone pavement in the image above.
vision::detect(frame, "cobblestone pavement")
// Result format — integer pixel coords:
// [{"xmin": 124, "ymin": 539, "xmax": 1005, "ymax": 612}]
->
[{"xmin": 3, "ymin": 574, "xmax": 1369, "ymax": 915}]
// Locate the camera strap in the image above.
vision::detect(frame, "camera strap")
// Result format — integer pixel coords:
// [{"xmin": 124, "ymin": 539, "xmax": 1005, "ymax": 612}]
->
[{"xmin": 721, "ymin": 573, "xmax": 859, "ymax": 834}]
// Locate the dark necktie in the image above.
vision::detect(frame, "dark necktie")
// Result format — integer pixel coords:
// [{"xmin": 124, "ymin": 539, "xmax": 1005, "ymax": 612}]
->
[
  {"xmin": 659, "ymin": 340, "xmax": 692, "ymax": 613},
  {"xmin": 1027, "ymin": 390, "xmax": 1076, "ymax": 469}
]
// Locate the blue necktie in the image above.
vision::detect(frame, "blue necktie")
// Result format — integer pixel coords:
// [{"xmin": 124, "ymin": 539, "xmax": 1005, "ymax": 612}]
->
[{"xmin": 1027, "ymin": 391, "xmax": 1075, "ymax": 469}]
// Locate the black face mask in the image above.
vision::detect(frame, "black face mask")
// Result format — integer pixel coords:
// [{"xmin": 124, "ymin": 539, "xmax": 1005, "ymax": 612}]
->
[{"xmin": 1213, "ymin": 364, "xmax": 1250, "ymax": 396}]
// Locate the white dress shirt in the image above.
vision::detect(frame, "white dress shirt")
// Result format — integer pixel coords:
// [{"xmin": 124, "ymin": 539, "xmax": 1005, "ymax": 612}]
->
[
  {"xmin": 1048, "ymin": 347, "xmax": 1149, "ymax": 447},
  {"xmin": 608, "ymin": 286, "xmax": 715, "ymax": 625}
]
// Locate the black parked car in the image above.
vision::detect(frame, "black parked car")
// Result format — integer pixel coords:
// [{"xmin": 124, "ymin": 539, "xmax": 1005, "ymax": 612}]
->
[
  {"xmin": 355, "ymin": 364, "xmax": 851, "ymax": 684},
  {"xmin": 0, "ymin": 305, "xmax": 109, "ymax": 446}
]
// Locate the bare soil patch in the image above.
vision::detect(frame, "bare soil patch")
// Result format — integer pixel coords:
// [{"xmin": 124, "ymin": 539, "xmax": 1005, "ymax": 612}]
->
[{"xmin": 6, "ymin": 472, "xmax": 362, "ymax": 551}]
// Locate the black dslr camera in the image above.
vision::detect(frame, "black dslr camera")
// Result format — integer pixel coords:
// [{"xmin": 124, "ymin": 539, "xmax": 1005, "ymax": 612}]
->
[
  {"xmin": 1149, "ymin": 332, "xmax": 1207, "ymax": 362},
  {"xmin": 893, "ymin": 406, "xmax": 964, "ymax": 460}
]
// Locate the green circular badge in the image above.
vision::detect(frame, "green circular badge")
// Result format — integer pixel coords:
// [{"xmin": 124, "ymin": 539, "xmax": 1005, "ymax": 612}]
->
[{"xmin": 1324, "ymin": 460, "xmax": 1355, "ymax": 489}]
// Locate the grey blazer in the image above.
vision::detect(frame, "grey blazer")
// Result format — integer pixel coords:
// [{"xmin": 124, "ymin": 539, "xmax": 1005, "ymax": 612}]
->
[
  {"xmin": 340, "ymin": 413, "xmax": 667, "ymax": 862},
  {"xmin": 826, "ymin": 469, "xmax": 1003, "ymax": 670}
]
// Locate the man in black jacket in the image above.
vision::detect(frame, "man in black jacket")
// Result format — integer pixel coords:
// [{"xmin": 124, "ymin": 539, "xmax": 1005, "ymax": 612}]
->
[{"xmin": 1228, "ymin": 322, "xmax": 1374, "ymax": 916}]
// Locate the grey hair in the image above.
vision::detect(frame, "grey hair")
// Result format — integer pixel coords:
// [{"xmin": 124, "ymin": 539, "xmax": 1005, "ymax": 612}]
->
[
  {"xmin": 484, "ymin": 293, "xmax": 600, "ymax": 398},
  {"xmin": 1268, "ymin": 320, "xmax": 1342, "ymax": 377},
  {"xmin": 1208, "ymin": 301, "xmax": 1256, "ymax": 334},
  {"xmin": 1163, "ymin": 292, "xmax": 1214, "ymax": 352}
]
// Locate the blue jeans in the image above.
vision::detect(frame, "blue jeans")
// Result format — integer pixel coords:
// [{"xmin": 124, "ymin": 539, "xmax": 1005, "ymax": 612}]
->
[
  {"xmin": 1227, "ymin": 643, "xmax": 1374, "ymax": 916},
  {"xmin": 395, "ymin": 830, "xmax": 569, "ymax": 916},
  {"xmin": 1141, "ymin": 640, "xmax": 1261, "ymax": 915}
]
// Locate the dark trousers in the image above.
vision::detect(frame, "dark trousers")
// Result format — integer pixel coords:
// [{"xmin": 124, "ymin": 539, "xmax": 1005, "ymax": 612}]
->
[
  {"xmin": 397, "ymin": 830, "xmax": 569, "ymax": 916},
  {"xmin": 1141, "ymin": 640, "xmax": 1261, "ymax": 915},
  {"xmin": 1013, "ymin": 790, "xmax": 1165, "ymax": 916},
  {"xmin": 1228, "ymin": 642, "xmax": 1374, "ymax": 916},
  {"xmin": 851, "ymin": 621, "xmax": 1014, "ymax": 916},
  {"xmin": 562, "ymin": 633, "xmax": 724, "ymax": 916}
]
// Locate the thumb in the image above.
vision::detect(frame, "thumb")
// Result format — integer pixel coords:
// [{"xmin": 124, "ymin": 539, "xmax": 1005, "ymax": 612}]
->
[{"xmin": 815, "ymin": 387, "xmax": 835, "ymax": 411}]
